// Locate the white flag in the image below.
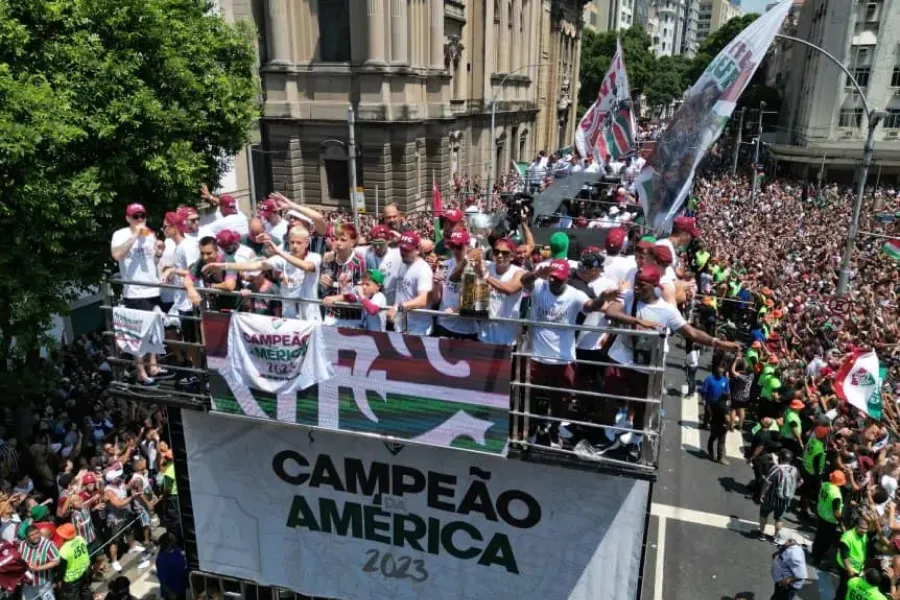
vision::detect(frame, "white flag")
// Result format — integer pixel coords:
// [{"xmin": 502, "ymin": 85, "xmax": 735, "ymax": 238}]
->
[
  {"xmin": 635, "ymin": 1, "xmax": 792, "ymax": 231},
  {"xmin": 834, "ymin": 350, "xmax": 883, "ymax": 420}
]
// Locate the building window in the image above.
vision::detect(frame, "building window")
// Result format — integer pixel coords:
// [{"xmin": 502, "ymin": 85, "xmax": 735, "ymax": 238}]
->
[
  {"xmin": 494, "ymin": 0, "xmax": 500, "ymax": 23},
  {"xmin": 892, "ymin": 66, "xmax": 900, "ymax": 87},
  {"xmin": 885, "ymin": 109, "xmax": 900, "ymax": 129},
  {"xmin": 848, "ymin": 67, "xmax": 871, "ymax": 88},
  {"xmin": 847, "ymin": 45, "xmax": 874, "ymax": 88},
  {"xmin": 318, "ymin": 0, "xmax": 351, "ymax": 62},
  {"xmin": 865, "ymin": 2, "xmax": 880, "ymax": 21},
  {"xmin": 838, "ymin": 108, "xmax": 864, "ymax": 128},
  {"xmin": 324, "ymin": 159, "xmax": 350, "ymax": 201}
]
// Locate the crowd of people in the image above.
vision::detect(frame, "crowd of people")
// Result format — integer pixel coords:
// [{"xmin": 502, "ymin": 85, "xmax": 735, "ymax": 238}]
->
[
  {"xmin": 684, "ymin": 148, "xmax": 900, "ymax": 599},
  {"xmin": 0, "ymin": 334, "xmax": 188, "ymax": 600}
]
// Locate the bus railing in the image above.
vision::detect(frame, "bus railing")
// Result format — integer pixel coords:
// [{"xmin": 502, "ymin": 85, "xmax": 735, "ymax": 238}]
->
[{"xmin": 104, "ymin": 277, "xmax": 667, "ymax": 473}]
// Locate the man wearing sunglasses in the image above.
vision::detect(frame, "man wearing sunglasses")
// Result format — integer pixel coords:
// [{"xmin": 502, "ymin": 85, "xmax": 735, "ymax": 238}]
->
[
  {"xmin": 478, "ymin": 237, "xmax": 524, "ymax": 346},
  {"xmin": 363, "ymin": 225, "xmax": 401, "ymax": 305},
  {"xmin": 111, "ymin": 203, "xmax": 168, "ymax": 385}
]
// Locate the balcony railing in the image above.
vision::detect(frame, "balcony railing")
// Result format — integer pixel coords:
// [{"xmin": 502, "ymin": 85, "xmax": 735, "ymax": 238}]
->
[{"xmin": 103, "ymin": 277, "xmax": 666, "ymax": 476}]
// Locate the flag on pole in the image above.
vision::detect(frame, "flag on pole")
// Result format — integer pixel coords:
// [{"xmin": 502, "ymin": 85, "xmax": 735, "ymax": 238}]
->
[
  {"xmin": 635, "ymin": 1, "xmax": 792, "ymax": 232},
  {"xmin": 432, "ymin": 174, "xmax": 444, "ymax": 244},
  {"xmin": 834, "ymin": 350, "xmax": 883, "ymax": 420},
  {"xmin": 574, "ymin": 39, "xmax": 636, "ymax": 166},
  {"xmin": 882, "ymin": 239, "xmax": 900, "ymax": 261}
]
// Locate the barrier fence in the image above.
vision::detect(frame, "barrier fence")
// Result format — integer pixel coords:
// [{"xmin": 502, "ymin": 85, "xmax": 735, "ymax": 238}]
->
[{"xmin": 103, "ymin": 277, "xmax": 667, "ymax": 472}]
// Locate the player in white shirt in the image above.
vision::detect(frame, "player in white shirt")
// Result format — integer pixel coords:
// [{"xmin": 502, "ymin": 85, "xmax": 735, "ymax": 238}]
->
[
  {"xmin": 602, "ymin": 227, "xmax": 637, "ymax": 285},
  {"xmin": 203, "ymin": 227, "xmax": 322, "ymax": 322},
  {"xmin": 200, "ymin": 184, "xmax": 250, "ymax": 236},
  {"xmin": 362, "ymin": 225, "xmax": 402, "ymax": 305},
  {"xmin": 521, "ymin": 259, "xmax": 649, "ymax": 444},
  {"xmin": 158, "ymin": 212, "xmax": 202, "ymax": 373},
  {"xmin": 654, "ymin": 215, "xmax": 700, "ymax": 302},
  {"xmin": 602, "ymin": 264, "xmax": 740, "ymax": 447},
  {"xmin": 431, "ymin": 230, "xmax": 479, "ymax": 341},
  {"xmin": 258, "ymin": 198, "xmax": 289, "ymax": 243},
  {"xmin": 110, "ymin": 203, "xmax": 167, "ymax": 386},
  {"xmin": 387, "ymin": 231, "xmax": 434, "ymax": 336},
  {"xmin": 478, "ymin": 237, "xmax": 524, "ymax": 346}
]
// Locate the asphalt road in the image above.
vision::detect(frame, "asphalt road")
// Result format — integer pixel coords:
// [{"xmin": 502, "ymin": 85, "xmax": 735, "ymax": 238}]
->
[{"xmin": 640, "ymin": 341, "xmax": 839, "ymax": 600}]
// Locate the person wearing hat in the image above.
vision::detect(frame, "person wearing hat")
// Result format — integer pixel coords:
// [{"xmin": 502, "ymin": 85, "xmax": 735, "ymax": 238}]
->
[
  {"xmin": 363, "ymin": 225, "xmax": 402, "ymax": 306},
  {"xmin": 434, "ymin": 209, "xmax": 466, "ymax": 258},
  {"xmin": 266, "ymin": 191, "xmax": 328, "ymax": 254},
  {"xmin": 429, "ymin": 230, "xmax": 479, "ymax": 341},
  {"xmin": 257, "ymin": 197, "xmax": 289, "ymax": 242},
  {"xmin": 780, "ymin": 398, "xmax": 806, "ymax": 457},
  {"xmin": 240, "ymin": 266, "xmax": 282, "ymax": 318},
  {"xmin": 569, "ymin": 248, "xmax": 620, "ymax": 392},
  {"xmin": 200, "ymin": 183, "xmax": 250, "ymax": 236},
  {"xmin": 19, "ymin": 524, "xmax": 60, "ymax": 600},
  {"xmin": 602, "ymin": 265, "xmax": 741, "ymax": 447},
  {"xmin": 386, "ymin": 231, "xmax": 434, "ymax": 336},
  {"xmin": 57, "ymin": 522, "xmax": 91, "ymax": 600},
  {"xmin": 835, "ymin": 518, "xmax": 871, "ymax": 600},
  {"xmin": 602, "ymin": 228, "xmax": 637, "ymax": 285},
  {"xmin": 811, "ymin": 469, "xmax": 846, "ymax": 565},
  {"xmin": 521, "ymin": 259, "xmax": 647, "ymax": 445},
  {"xmin": 478, "ymin": 237, "xmax": 525, "ymax": 346},
  {"xmin": 111, "ymin": 203, "xmax": 169, "ymax": 386},
  {"xmin": 323, "ymin": 267, "xmax": 387, "ymax": 332},
  {"xmin": 655, "ymin": 215, "xmax": 700, "ymax": 276}
]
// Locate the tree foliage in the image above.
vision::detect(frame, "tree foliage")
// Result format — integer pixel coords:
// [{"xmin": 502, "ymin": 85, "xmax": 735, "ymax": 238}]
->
[
  {"xmin": 685, "ymin": 13, "xmax": 759, "ymax": 85},
  {"xmin": 578, "ymin": 27, "xmax": 657, "ymax": 112},
  {"xmin": 0, "ymin": 0, "xmax": 259, "ymax": 376}
]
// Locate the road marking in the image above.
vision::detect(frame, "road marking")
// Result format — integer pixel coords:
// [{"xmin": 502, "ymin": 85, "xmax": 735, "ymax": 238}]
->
[
  {"xmin": 679, "ymin": 396, "xmax": 744, "ymax": 459},
  {"xmin": 650, "ymin": 502, "xmax": 813, "ymax": 546},
  {"xmin": 653, "ymin": 516, "xmax": 666, "ymax": 600}
]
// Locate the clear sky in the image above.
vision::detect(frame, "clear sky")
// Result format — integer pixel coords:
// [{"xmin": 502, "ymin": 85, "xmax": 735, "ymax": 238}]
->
[{"xmin": 738, "ymin": 0, "xmax": 771, "ymax": 13}]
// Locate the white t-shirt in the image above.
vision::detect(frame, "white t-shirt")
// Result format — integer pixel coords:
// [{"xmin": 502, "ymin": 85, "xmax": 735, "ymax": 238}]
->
[
  {"xmin": 479, "ymin": 263, "xmax": 523, "ymax": 346},
  {"xmin": 171, "ymin": 239, "xmax": 196, "ymax": 312},
  {"xmin": 360, "ymin": 292, "xmax": 387, "ymax": 331},
  {"xmin": 527, "ymin": 279, "xmax": 590, "ymax": 365},
  {"xmin": 395, "ymin": 259, "xmax": 434, "ymax": 336},
  {"xmin": 437, "ymin": 258, "xmax": 478, "ymax": 335},
  {"xmin": 603, "ymin": 254, "xmax": 637, "ymax": 285},
  {"xmin": 366, "ymin": 247, "xmax": 402, "ymax": 305},
  {"xmin": 577, "ymin": 276, "xmax": 618, "ymax": 351},
  {"xmin": 655, "ymin": 238, "xmax": 680, "ymax": 275},
  {"xmin": 111, "ymin": 227, "xmax": 159, "ymax": 299},
  {"xmin": 608, "ymin": 290, "xmax": 686, "ymax": 368},
  {"xmin": 266, "ymin": 218, "xmax": 289, "ymax": 244},
  {"xmin": 158, "ymin": 239, "xmax": 177, "ymax": 303},
  {"xmin": 265, "ymin": 252, "xmax": 322, "ymax": 322}
]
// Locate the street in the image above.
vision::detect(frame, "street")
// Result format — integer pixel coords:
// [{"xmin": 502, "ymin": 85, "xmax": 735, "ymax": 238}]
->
[{"xmin": 641, "ymin": 341, "xmax": 839, "ymax": 600}]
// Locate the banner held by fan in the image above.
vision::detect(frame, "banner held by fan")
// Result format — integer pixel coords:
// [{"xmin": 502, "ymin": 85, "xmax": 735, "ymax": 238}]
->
[
  {"xmin": 574, "ymin": 39, "xmax": 636, "ymax": 167},
  {"xmin": 635, "ymin": 1, "xmax": 792, "ymax": 232},
  {"xmin": 834, "ymin": 350, "xmax": 883, "ymax": 420}
]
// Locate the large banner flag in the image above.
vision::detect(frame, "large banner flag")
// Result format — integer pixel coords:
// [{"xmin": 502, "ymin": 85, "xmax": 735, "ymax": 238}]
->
[
  {"xmin": 635, "ymin": 1, "xmax": 791, "ymax": 231},
  {"xmin": 834, "ymin": 350, "xmax": 883, "ymax": 420},
  {"xmin": 203, "ymin": 312, "xmax": 512, "ymax": 455},
  {"xmin": 574, "ymin": 39, "xmax": 636, "ymax": 165}
]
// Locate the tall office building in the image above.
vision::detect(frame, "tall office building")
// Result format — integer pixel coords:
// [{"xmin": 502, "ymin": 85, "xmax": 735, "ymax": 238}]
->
[
  {"xmin": 680, "ymin": 0, "xmax": 700, "ymax": 57},
  {"xmin": 227, "ymin": 0, "xmax": 584, "ymax": 212},
  {"xmin": 695, "ymin": 0, "xmax": 743, "ymax": 44},
  {"xmin": 648, "ymin": 0, "xmax": 685, "ymax": 56},
  {"xmin": 771, "ymin": 0, "xmax": 900, "ymax": 182}
]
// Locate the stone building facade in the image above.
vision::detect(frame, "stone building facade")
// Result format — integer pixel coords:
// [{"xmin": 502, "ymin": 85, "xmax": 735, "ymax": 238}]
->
[{"xmin": 244, "ymin": 0, "xmax": 585, "ymax": 212}]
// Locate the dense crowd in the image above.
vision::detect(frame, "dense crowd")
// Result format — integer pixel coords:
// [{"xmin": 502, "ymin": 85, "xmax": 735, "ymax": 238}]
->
[{"xmin": 686, "ymin": 157, "xmax": 900, "ymax": 599}]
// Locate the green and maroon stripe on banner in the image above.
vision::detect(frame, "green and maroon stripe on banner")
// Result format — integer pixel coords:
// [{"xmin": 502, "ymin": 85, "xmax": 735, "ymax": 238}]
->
[{"xmin": 201, "ymin": 312, "xmax": 512, "ymax": 456}]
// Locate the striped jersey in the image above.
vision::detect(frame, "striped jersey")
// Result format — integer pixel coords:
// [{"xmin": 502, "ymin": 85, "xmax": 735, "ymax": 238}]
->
[
  {"xmin": 19, "ymin": 538, "xmax": 60, "ymax": 585},
  {"xmin": 72, "ymin": 507, "xmax": 97, "ymax": 545},
  {"xmin": 0, "ymin": 442, "xmax": 19, "ymax": 474}
]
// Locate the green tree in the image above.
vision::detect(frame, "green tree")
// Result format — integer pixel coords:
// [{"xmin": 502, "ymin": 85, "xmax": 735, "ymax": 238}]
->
[
  {"xmin": 578, "ymin": 26, "xmax": 656, "ymax": 114},
  {"xmin": 644, "ymin": 55, "xmax": 692, "ymax": 117},
  {"xmin": 686, "ymin": 13, "xmax": 759, "ymax": 85},
  {"xmin": 0, "ymin": 0, "xmax": 259, "ymax": 384}
]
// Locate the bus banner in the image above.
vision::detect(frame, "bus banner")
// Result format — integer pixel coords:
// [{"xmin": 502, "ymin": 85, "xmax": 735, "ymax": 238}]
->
[
  {"xmin": 201, "ymin": 312, "xmax": 512, "ymax": 456},
  {"xmin": 183, "ymin": 411, "xmax": 651, "ymax": 600}
]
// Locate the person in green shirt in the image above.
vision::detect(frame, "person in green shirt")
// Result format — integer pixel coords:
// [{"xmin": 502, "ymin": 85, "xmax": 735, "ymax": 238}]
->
[
  {"xmin": 836, "ymin": 519, "xmax": 871, "ymax": 600},
  {"xmin": 758, "ymin": 358, "xmax": 783, "ymax": 419},
  {"xmin": 57, "ymin": 523, "xmax": 92, "ymax": 600},
  {"xmin": 846, "ymin": 568, "xmax": 891, "ymax": 600},
  {"xmin": 799, "ymin": 425, "xmax": 829, "ymax": 520},
  {"xmin": 811, "ymin": 470, "xmax": 846, "ymax": 564},
  {"xmin": 780, "ymin": 399, "xmax": 805, "ymax": 457}
]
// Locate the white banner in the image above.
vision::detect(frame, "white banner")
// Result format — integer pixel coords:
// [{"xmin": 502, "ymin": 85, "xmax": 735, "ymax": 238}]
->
[
  {"xmin": 225, "ymin": 312, "xmax": 334, "ymax": 395},
  {"xmin": 112, "ymin": 306, "xmax": 165, "ymax": 356},
  {"xmin": 635, "ymin": 1, "xmax": 791, "ymax": 231},
  {"xmin": 574, "ymin": 39, "xmax": 635, "ymax": 165},
  {"xmin": 183, "ymin": 412, "xmax": 651, "ymax": 600}
]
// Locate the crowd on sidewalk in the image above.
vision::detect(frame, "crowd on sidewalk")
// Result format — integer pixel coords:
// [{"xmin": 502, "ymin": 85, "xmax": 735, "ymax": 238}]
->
[{"xmin": 685, "ymin": 159, "xmax": 900, "ymax": 599}]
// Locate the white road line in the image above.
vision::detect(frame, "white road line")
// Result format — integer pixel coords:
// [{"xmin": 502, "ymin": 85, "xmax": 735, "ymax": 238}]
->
[
  {"xmin": 650, "ymin": 502, "xmax": 813, "ymax": 546},
  {"xmin": 652, "ymin": 516, "xmax": 667, "ymax": 600},
  {"xmin": 679, "ymin": 396, "xmax": 744, "ymax": 459}
]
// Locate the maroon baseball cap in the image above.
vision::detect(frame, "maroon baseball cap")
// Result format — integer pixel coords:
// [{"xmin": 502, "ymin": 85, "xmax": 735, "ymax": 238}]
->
[
  {"xmin": 177, "ymin": 205, "xmax": 199, "ymax": 219},
  {"xmin": 369, "ymin": 225, "xmax": 391, "ymax": 241},
  {"xmin": 651, "ymin": 244, "xmax": 673, "ymax": 265},
  {"xmin": 605, "ymin": 228, "xmax": 627, "ymax": 252},
  {"xmin": 443, "ymin": 209, "xmax": 464, "ymax": 224},
  {"xmin": 258, "ymin": 198, "xmax": 279, "ymax": 216},
  {"xmin": 126, "ymin": 203, "xmax": 146, "ymax": 218},
  {"xmin": 215, "ymin": 229, "xmax": 240, "ymax": 248},
  {"xmin": 548, "ymin": 259, "xmax": 570, "ymax": 281},
  {"xmin": 635, "ymin": 264, "xmax": 663, "ymax": 287},
  {"xmin": 219, "ymin": 194, "xmax": 238, "ymax": 215},
  {"xmin": 164, "ymin": 211, "xmax": 188, "ymax": 233},
  {"xmin": 448, "ymin": 230, "xmax": 470, "ymax": 248},
  {"xmin": 673, "ymin": 216, "xmax": 700, "ymax": 237},
  {"xmin": 398, "ymin": 231, "xmax": 421, "ymax": 251}
]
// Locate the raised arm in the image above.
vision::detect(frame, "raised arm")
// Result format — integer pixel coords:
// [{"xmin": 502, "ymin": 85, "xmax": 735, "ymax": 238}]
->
[{"xmin": 272, "ymin": 192, "xmax": 327, "ymax": 236}]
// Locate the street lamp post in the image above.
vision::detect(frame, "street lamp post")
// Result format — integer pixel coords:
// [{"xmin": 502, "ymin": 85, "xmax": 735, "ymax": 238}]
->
[
  {"xmin": 774, "ymin": 34, "xmax": 883, "ymax": 295},
  {"xmin": 750, "ymin": 101, "xmax": 766, "ymax": 204},
  {"xmin": 487, "ymin": 63, "xmax": 548, "ymax": 199}
]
